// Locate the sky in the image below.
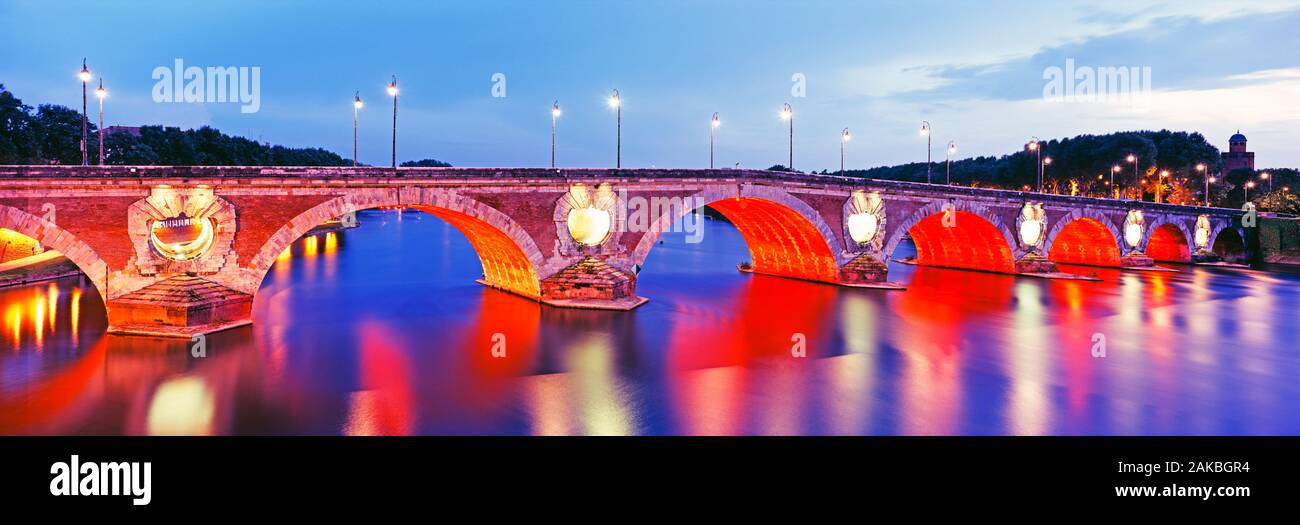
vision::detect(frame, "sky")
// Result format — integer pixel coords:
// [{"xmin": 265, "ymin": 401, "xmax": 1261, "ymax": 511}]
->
[{"xmin": 2, "ymin": 0, "xmax": 1298, "ymax": 170}]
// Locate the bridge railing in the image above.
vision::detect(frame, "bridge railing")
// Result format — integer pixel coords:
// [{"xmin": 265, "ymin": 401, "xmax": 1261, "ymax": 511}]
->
[{"xmin": 0, "ymin": 164, "xmax": 1245, "ymax": 217}]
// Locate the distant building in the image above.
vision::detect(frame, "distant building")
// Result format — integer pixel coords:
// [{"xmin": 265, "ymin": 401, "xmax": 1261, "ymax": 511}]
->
[
  {"xmin": 103, "ymin": 125, "xmax": 141, "ymax": 138},
  {"xmin": 1221, "ymin": 131, "xmax": 1255, "ymax": 173}
]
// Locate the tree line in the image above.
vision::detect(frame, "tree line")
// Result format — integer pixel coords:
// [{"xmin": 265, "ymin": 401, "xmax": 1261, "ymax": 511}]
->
[{"xmin": 1, "ymin": 84, "xmax": 361, "ymax": 167}]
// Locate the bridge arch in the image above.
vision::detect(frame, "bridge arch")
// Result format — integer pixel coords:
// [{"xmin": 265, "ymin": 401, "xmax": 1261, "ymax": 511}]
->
[
  {"xmin": 1043, "ymin": 210, "xmax": 1123, "ymax": 267},
  {"xmin": 245, "ymin": 189, "xmax": 545, "ymax": 298},
  {"xmin": 1209, "ymin": 225, "xmax": 1248, "ymax": 263},
  {"xmin": 883, "ymin": 200, "xmax": 1018, "ymax": 274},
  {"xmin": 630, "ymin": 185, "xmax": 843, "ymax": 283},
  {"xmin": 1144, "ymin": 221, "xmax": 1192, "ymax": 263},
  {"xmin": 0, "ymin": 204, "xmax": 111, "ymax": 300}
]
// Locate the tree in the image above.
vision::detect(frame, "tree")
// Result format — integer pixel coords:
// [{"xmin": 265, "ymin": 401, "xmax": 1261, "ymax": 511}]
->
[
  {"xmin": 400, "ymin": 158, "xmax": 452, "ymax": 167},
  {"xmin": 0, "ymin": 85, "xmax": 39, "ymax": 164},
  {"xmin": 32, "ymin": 104, "xmax": 93, "ymax": 165},
  {"xmin": 103, "ymin": 132, "xmax": 159, "ymax": 165}
]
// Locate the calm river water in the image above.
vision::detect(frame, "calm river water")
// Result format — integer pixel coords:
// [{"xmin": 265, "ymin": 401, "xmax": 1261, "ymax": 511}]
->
[{"xmin": 2, "ymin": 209, "xmax": 1298, "ymax": 435}]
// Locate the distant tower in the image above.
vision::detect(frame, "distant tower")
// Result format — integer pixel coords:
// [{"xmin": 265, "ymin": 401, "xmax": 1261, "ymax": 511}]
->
[{"xmin": 1221, "ymin": 130, "xmax": 1255, "ymax": 173}]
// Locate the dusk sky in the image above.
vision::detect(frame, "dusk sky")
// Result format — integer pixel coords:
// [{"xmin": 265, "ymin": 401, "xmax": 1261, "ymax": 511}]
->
[{"xmin": 2, "ymin": 0, "xmax": 1298, "ymax": 169}]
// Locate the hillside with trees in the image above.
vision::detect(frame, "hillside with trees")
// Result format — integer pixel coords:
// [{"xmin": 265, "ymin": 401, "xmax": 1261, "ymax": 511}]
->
[
  {"xmin": 838, "ymin": 130, "xmax": 1297, "ymax": 213},
  {"xmin": 1, "ymin": 84, "xmax": 350, "ymax": 167}
]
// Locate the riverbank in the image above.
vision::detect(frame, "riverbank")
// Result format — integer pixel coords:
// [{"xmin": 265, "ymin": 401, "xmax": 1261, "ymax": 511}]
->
[{"xmin": 0, "ymin": 251, "xmax": 82, "ymax": 289}]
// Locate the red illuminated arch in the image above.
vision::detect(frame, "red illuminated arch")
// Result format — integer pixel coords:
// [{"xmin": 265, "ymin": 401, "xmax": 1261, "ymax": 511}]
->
[
  {"xmin": 1145, "ymin": 223, "xmax": 1190, "ymax": 263},
  {"xmin": 630, "ymin": 186, "xmax": 842, "ymax": 284},
  {"xmin": 1047, "ymin": 217, "xmax": 1122, "ymax": 267},
  {"xmin": 247, "ymin": 191, "xmax": 543, "ymax": 299},
  {"xmin": 708, "ymin": 197, "xmax": 839, "ymax": 282},
  {"xmin": 905, "ymin": 210, "xmax": 1016, "ymax": 273}
]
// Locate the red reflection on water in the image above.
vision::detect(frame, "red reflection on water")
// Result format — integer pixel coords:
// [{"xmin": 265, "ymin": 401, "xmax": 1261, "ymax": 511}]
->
[
  {"xmin": 344, "ymin": 321, "xmax": 414, "ymax": 436},
  {"xmin": 0, "ymin": 339, "xmax": 106, "ymax": 433},
  {"xmin": 459, "ymin": 290, "xmax": 541, "ymax": 410},
  {"xmin": 666, "ymin": 274, "xmax": 836, "ymax": 435}
]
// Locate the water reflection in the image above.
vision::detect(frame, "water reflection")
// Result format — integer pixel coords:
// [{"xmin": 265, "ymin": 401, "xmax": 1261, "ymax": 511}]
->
[{"xmin": 1, "ymin": 209, "xmax": 1299, "ymax": 435}]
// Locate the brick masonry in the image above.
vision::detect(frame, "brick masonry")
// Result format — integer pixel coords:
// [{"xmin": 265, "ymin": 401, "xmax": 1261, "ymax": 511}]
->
[{"xmin": 0, "ymin": 166, "xmax": 1253, "ymax": 333}]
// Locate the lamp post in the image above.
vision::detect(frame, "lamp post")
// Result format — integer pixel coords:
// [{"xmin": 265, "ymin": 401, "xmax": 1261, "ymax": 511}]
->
[
  {"xmin": 1157, "ymin": 169, "xmax": 1169, "ymax": 203},
  {"xmin": 1261, "ymin": 172, "xmax": 1272, "ymax": 192},
  {"xmin": 608, "ymin": 89, "xmax": 621, "ymax": 168},
  {"xmin": 920, "ymin": 121, "xmax": 931, "ymax": 183},
  {"xmin": 710, "ymin": 112, "xmax": 719, "ymax": 169},
  {"xmin": 780, "ymin": 103, "xmax": 793, "ymax": 170},
  {"xmin": 1027, "ymin": 137, "xmax": 1041, "ymax": 192},
  {"xmin": 95, "ymin": 79, "xmax": 106, "ymax": 166},
  {"xmin": 946, "ymin": 141, "xmax": 956, "ymax": 185},
  {"xmin": 353, "ymin": 92, "xmax": 362, "ymax": 167},
  {"xmin": 79, "ymin": 59, "xmax": 91, "ymax": 166},
  {"xmin": 1126, "ymin": 153, "xmax": 1138, "ymax": 199},
  {"xmin": 551, "ymin": 101, "xmax": 561, "ymax": 169},
  {"xmin": 1043, "ymin": 156, "xmax": 1053, "ymax": 193},
  {"xmin": 1245, "ymin": 180, "xmax": 1255, "ymax": 202},
  {"xmin": 840, "ymin": 128, "xmax": 851, "ymax": 175},
  {"xmin": 1111, "ymin": 165, "xmax": 1121, "ymax": 199},
  {"xmin": 387, "ymin": 76, "xmax": 398, "ymax": 169},
  {"xmin": 1196, "ymin": 163, "xmax": 1208, "ymax": 206}
]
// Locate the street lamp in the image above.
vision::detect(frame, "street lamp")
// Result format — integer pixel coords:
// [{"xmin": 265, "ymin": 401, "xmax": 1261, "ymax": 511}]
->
[
  {"xmin": 1157, "ymin": 169, "xmax": 1169, "ymax": 203},
  {"xmin": 780, "ymin": 103, "xmax": 793, "ymax": 170},
  {"xmin": 710, "ymin": 112, "xmax": 720, "ymax": 169},
  {"xmin": 608, "ymin": 89, "xmax": 621, "ymax": 168},
  {"xmin": 920, "ymin": 121, "xmax": 931, "ymax": 183},
  {"xmin": 1111, "ymin": 165, "xmax": 1121, "ymax": 199},
  {"xmin": 840, "ymin": 128, "xmax": 851, "ymax": 175},
  {"xmin": 1027, "ymin": 137, "xmax": 1040, "ymax": 192},
  {"xmin": 1245, "ymin": 180, "xmax": 1255, "ymax": 202},
  {"xmin": 387, "ymin": 76, "xmax": 398, "ymax": 169},
  {"xmin": 1043, "ymin": 156, "xmax": 1053, "ymax": 193},
  {"xmin": 1261, "ymin": 172, "xmax": 1272, "ymax": 192},
  {"xmin": 946, "ymin": 141, "xmax": 956, "ymax": 184},
  {"xmin": 353, "ymin": 92, "xmax": 363, "ymax": 167},
  {"xmin": 1196, "ymin": 163, "xmax": 1208, "ymax": 206},
  {"xmin": 95, "ymin": 79, "xmax": 106, "ymax": 166},
  {"xmin": 1126, "ymin": 153, "xmax": 1138, "ymax": 199},
  {"xmin": 551, "ymin": 101, "xmax": 561, "ymax": 169},
  {"xmin": 79, "ymin": 59, "xmax": 91, "ymax": 166}
]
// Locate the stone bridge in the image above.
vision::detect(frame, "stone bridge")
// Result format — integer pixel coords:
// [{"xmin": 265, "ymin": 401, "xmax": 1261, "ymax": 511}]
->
[{"xmin": 0, "ymin": 166, "xmax": 1252, "ymax": 337}]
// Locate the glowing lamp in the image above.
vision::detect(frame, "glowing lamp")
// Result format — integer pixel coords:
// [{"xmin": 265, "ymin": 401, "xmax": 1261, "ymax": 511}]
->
[
  {"xmin": 95, "ymin": 84, "xmax": 106, "ymax": 99},
  {"xmin": 354, "ymin": 96, "xmax": 363, "ymax": 109},
  {"xmin": 1018, "ymin": 219, "xmax": 1044, "ymax": 247},
  {"xmin": 1194, "ymin": 228, "xmax": 1209, "ymax": 249},
  {"xmin": 567, "ymin": 206, "xmax": 612, "ymax": 246},
  {"xmin": 847, "ymin": 213, "xmax": 879, "ymax": 245},
  {"xmin": 150, "ymin": 214, "xmax": 216, "ymax": 261},
  {"xmin": 78, "ymin": 65, "xmax": 91, "ymax": 83},
  {"xmin": 1124, "ymin": 223, "xmax": 1143, "ymax": 248}
]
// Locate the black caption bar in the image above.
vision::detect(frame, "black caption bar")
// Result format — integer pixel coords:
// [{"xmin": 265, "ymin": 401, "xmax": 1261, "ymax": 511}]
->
[{"xmin": 0, "ymin": 436, "xmax": 1292, "ymax": 513}]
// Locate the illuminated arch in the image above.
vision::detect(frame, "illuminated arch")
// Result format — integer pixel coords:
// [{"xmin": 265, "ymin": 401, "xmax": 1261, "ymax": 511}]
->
[
  {"xmin": 1044, "ymin": 211, "xmax": 1123, "ymax": 267},
  {"xmin": 883, "ymin": 200, "xmax": 1017, "ymax": 274},
  {"xmin": 246, "ymin": 190, "xmax": 544, "ymax": 298},
  {"xmin": 630, "ymin": 186, "xmax": 842, "ymax": 283},
  {"xmin": 1145, "ymin": 222, "xmax": 1191, "ymax": 263},
  {"xmin": 0, "ymin": 204, "xmax": 110, "ymax": 300}
]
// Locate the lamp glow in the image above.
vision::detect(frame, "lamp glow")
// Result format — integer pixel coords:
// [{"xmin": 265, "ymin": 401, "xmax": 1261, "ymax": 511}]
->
[
  {"xmin": 1124, "ymin": 223, "xmax": 1143, "ymax": 248},
  {"xmin": 567, "ymin": 206, "xmax": 612, "ymax": 246},
  {"xmin": 847, "ymin": 213, "xmax": 878, "ymax": 245},
  {"xmin": 1018, "ymin": 219, "xmax": 1044, "ymax": 246}
]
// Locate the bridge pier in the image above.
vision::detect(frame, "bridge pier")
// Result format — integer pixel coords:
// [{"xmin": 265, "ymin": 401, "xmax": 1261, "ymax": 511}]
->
[
  {"xmin": 106, "ymin": 275, "xmax": 252, "ymax": 338},
  {"xmin": 537, "ymin": 257, "xmax": 647, "ymax": 310}
]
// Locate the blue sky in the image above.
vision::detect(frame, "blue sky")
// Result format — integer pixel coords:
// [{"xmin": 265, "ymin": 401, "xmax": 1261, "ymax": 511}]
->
[{"xmin": 2, "ymin": 0, "xmax": 1298, "ymax": 169}]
